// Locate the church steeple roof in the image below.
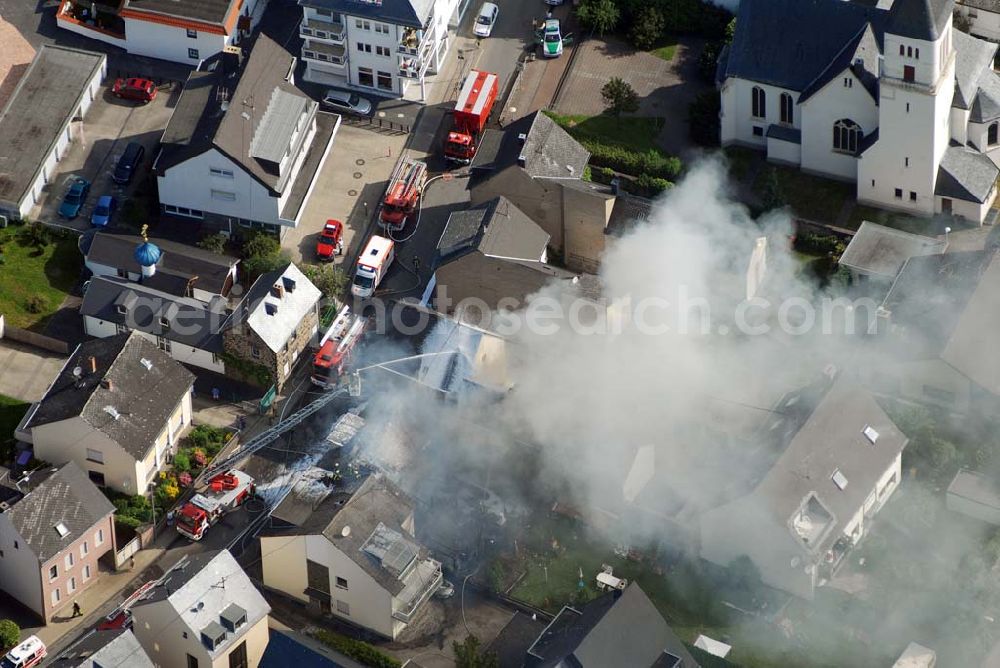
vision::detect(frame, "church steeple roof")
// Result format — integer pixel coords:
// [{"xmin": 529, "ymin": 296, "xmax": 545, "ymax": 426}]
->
[{"xmin": 885, "ymin": 0, "xmax": 953, "ymax": 41}]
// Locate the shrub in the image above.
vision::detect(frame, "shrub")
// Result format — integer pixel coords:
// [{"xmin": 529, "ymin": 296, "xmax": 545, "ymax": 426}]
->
[
  {"xmin": 629, "ymin": 7, "xmax": 665, "ymax": 50},
  {"xmin": 582, "ymin": 141, "xmax": 681, "ymax": 180},
  {"xmin": 577, "ymin": 0, "xmax": 620, "ymax": 36},
  {"xmin": 313, "ymin": 630, "xmax": 401, "ymax": 668},
  {"xmin": 601, "ymin": 77, "xmax": 640, "ymax": 117},
  {"xmin": 301, "ymin": 263, "xmax": 349, "ymax": 301},
  {"xmin": 197, "ymin": 234, "xmax": 226, "ymax": 254},
  {"xmin": 115, "ymin": 514, "xmax": 142, "ymax": 529},
  {"xmin": 173, "ymin": 451, "xmax": 191, "ymax": 473},
  {"xmin": 24, "ymin": 295, "xmax": 45, "ymax": 314},
  {"xmin": 17, "ymin": 222, "xmax": 49, "ymax": 248},
  {"xmin": 759, "ymin": 167, "xmax": 787, "ymax": 211},
  {"xmin": 793, "ymin": 233, "xmax": 844, "ymax": 257},
  {"xmin": 0, "ymin": 620, "xmax": 19, "ymax": 651},
  {"xmin": 698, "ymin": 41, "xmax": 724, "ymax": 83},
  {"xmin": 632, "ymin": 173, "xmax": 673, "ymax": 197},
  {"xmin": 688, "ymin": 90, "xmax": 721, "ymax": 147},
  {"xmin": 241, "ymin": 231, "xmax": 288, "ymax": 281}
]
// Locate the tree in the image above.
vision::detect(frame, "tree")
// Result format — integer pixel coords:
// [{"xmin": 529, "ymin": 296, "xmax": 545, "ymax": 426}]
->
[
  {"xmin": 725, "ymin": 17, "xmax": 737, "ymax": 43},
  {"xmin": 629, "ymin": 7, "xmax": 665, "ymax": 50},
  {"xmin": 301, "ymin": 263, "xmax": 349, "ymax": 301},
  {"xmin": 687, "ymin": 90, "xmax": 721, "ymax": 147},
  {"xmin": 0, "ymin": 620, "xmax": 18, "ymax": 650},
  {"xmin": 759, "ymin": 167, "xmax": 787, "ymax": 211},
  {"xmin": 197, "ymin": 233, "xmax": 226, "ymax": 254},
  {"xmin": 453, "ymin": 634, "xmax": 498, "ymax": 668},
  {"xmin": 601, "ymin": 77, "xmax": 639, "ymax": 117},
  {"xmin": 577, "ymin": 0, "xmax": 620, "ymax": 36},
  {"xmin": 240, "ymin": 231, "xmax": 289, "ymax": 280}
]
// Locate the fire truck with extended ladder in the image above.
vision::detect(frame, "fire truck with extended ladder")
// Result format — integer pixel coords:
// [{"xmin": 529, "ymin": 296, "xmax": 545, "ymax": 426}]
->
[
  {"xmin": 175, "ymin": 470, "xmax": 256, "ymax": 541},
  {"xmin": 312, "ymin": 305, "xmax": 367, "ymax": 388},
  {"xmin": 379, "ymin": 157, "xmax": 428, "ymax": 233},
  {"xmin": 95, "ymin": 555, "xmax": 193, "ymax": 632}
]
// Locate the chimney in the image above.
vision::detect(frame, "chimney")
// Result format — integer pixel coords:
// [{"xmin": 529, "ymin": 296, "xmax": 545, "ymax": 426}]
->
[
  {"xmin": 88, "ymin": 356, "xmax": 97, "ymax": 374},
  {"xmin": 100, "ymin": 379, "xmax": 113, "ymax": 391},
  {"xmin": 271, "ymin": 284, "xmax": 285, "ymax": 299},
  {"xmin": 265, "ymin": 302, "xmax": 278, "ymax": 316}
]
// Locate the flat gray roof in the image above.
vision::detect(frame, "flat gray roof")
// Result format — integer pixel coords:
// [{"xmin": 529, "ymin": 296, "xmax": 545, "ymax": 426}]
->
[
  {"xmin": 839, "ymin": 221, "xmax": 946, "ymax": 278},
  {"xmin": 948, "ymin": 469, "xmax": 1000, "ymax": 510},
  {"xmin": 0, "ymin": 45, "xmax": 105, "ymax": 208},
  {"xmin": 124, "ymin": 0, "xmax": 237, "ymax": 26}
]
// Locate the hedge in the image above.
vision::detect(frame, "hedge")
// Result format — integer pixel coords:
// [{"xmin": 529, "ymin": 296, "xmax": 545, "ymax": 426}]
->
[
  {"xmin": 581, "ymin": 140, "xmax": 682, "ymax": 180},
  {"xmin": 312, "ymin": 630, "xmax": 401, "ymax": 668}
]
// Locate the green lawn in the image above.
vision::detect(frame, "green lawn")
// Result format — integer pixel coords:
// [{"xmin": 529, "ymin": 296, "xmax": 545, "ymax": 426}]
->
[
  {"xmin": 650, "ymin": 39, "xmax": 678, "ymax": 62},
  {"xmin": 723, "ymin": 146, "xmax": 761, "ymax": 183},
  {"xmin": 0, "ymin": 225, "xmax": 81, "ymax": 330},
  {"xmin": 0, "ymin": 395, "xmax": 29, "ymax": 443},
  {"xmin": 845, "ymin": 204, "xmax": 977, "ymax": 235},
  {"xmin": 754, "ymin": 166, "xmax": 854, "ymax": 224},
  {"xmin": 544, "ymin": 112, "xmax": 665, "ymax": 153}
]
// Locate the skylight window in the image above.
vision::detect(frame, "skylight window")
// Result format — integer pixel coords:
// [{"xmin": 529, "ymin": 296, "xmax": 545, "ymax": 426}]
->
[
  {"xmin": 862, "ymin": 425, "xmax": 879, "ymax": 445},
  {"xmin": 831, "ymin": 469, "xmax": 849, "ymax": 491},
  {"xmin": 54, "ymin": 522, "xmax": 69, "ymax": 538}
]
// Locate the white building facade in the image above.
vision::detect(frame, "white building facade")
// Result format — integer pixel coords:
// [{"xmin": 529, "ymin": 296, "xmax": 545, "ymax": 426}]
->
[
  {"xmin": 299, "ymin": 0, "xmax": 469, "ymax": 101},
  {"xmin": 956, "ymin": 0, "xmax": 1000, "ymax": 42},
  {"xmin": 720, "ymin": 0, "xmax": 1000, "ymax": 224}
]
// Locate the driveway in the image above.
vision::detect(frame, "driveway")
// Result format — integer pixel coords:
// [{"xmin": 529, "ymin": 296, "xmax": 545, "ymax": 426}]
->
[
  {"xmin": 552, "ymin": 36, "xmax": 710, "ymax": 156},
  {"xmin": 30, "ymin": 81, "xmax": 179, "ymax": 229},
  {"xmin": 0, "ymin": 340, "xmax": 65, "ymax": 402}
]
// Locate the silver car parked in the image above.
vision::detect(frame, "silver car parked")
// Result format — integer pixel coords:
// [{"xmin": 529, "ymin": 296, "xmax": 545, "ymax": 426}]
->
[{"xmin": 321, "ymin": 89, "xmax": 373, "ymax": 116}]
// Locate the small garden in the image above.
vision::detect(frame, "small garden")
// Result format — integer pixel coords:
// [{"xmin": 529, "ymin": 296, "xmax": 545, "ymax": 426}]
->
[
  {"xmin": 109, "ymin": 424, "xmax": 231, "ymax": 529},
  {"xmin": 0, "ymin": 222, "xmax": 81, "ymax": 330}
]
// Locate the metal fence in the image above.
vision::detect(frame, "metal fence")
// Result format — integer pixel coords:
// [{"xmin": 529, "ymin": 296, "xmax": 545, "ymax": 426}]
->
[{"xmin": 342, "ymin": 114, "xmax": 411, "ymax": 134}]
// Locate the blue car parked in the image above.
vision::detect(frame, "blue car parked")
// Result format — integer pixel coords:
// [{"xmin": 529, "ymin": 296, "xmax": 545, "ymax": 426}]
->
[
  {"xmin": 58, "ymin": 177, "xmax": 91, "ymax": 219},
  {"xmin": 90, "ymin": 195, "xmax": 116, "ymax": 227}
]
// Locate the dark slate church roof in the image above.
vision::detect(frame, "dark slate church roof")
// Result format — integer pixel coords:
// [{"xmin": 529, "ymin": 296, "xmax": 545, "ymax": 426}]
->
[{"xmin": 885, "ymin": 0, "xmax": 953, "ymax": 40}]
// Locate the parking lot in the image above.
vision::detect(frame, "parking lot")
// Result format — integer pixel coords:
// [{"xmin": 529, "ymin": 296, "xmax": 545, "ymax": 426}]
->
[{"xmin": 31, "ymin": 79, "xmax": 179, "ymax": 229}]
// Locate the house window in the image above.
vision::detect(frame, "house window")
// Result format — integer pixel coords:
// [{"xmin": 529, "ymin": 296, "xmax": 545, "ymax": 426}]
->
[
  {"xmin": 336, "ymin": 600, "xmax": 350, "ymax": 615},
  {"xmin": 68, "ymin": 577, "xmax": 76, "ymax": 593},
  {"xmin": 210, "ymin": 167, "xmax": 234, "ymax": 178},
  {"xmin": 358, "ymin": 67, "xmax": 374, "ymax": 87},
  {"xmin": 903, "ymin": 65, "xmax": 915, "ymax": 82},
  {"xmin": 250, "ymin": 345, "xmax": 261, "ymax": 359},
  {"xmin": 376, "ymin": 45, "xmax": 390, "ymax": 57},
  {"xmin": 910, "ymin": 191, "xmax": 917, "ymax": 201},
  {"xmin": 832, "ymin": 118, "xmax": 861, "ymax": 153},
  {"xmin": 83, "ymin": 565, "xmax": 91, "ymax": 581},
  {"xmin": 212, "ymin": 353, "xmax": 221, "ymax": 365},
  {"xmin": 65, "ymin": 553, "xmax": 74, "ymax": 569},
  {"xmin": 187, "ymin": 28, "xmax": 197, "ymax": 38},
  {"xmin": 187, "ymin": 655, "xmax": 199, "ymax": 668},
  {"xmin": 844, "ymin": 77, "xmax": 852, "ymax": 88},
  {"xmin": 115, "ymin": 324, "xmax": 129, "ymax": 335},
  {"xmin": 906, "ymin": 102, "xmax": 910, "ymax": 113},
  {"xmin": 907, "ymin": 46, "xmax": 912, "ymax": 57},
  {"xmin": 905, "ymin": 157, "xmax": 909, "ymax": 167},
  {"xmin": 751, "ymin": 86, "xmax": 766, "ymax": 119},
  {"xmin": 158, "ymin": 337, "xmax": 171, "ymax": 353},
  {"xmin": 878, "ymin": 471, "xmax": 898, "ymax": 499},
  {"xmin": 752, "ymin": 126, "xmax": 763, "ymax": 137},
  {"xmin": 375, "ymin": 23, "xmax": 389, "ymax": 34},
  {"xmin": 211, "ymin": 190, "xmax": 236, "ymax": 201},
  {"xmin": 89, "ymin": 471, "xmax": 106, "ymax": 487},
  {"xmin": 51, "ymin": 588, "xmax": 60, "ymax": 605},
  {"xmin": 356, "ymin": 42, "xmax": 372, "ymax": 53},
  {"xmin": 990, "ymin": 123, "xmax": 999, "ymax": 146},
  {"xmin": 96, "ymin": 529, "xmax": 105, "ymax": 546},
  {"xmin": 49, "ymin": 565, "xmax": 58, "ymax": 580},
  {"xmin": 894, "ymin": 188, "xmax": 903, "ymax": 199},
  {"xmin": 116, "ymin": 304, "xmax": 127, "ymax": 315},
  {"xmin": 81, "ymin": 542, "xmax": 88, "ymax": 557},
  {"xmin": 354, "ymin": 19, "xmax": 370, "ymax": 30},
  {"xmin": 377, "ymin": 71, "xmax": 393, "ymax": 91},
  {"xmin": 779, "ymin": 93, "xmax": 793, "ymax": 124},
  {"xmin": 899, "ymin": 44, "xmax": 904, "ymax": 56},
  {"xmin": 915, "ymin": 48, "xmax": 919, "ymax": 59},
  {"xmin": 336, "ymin": 576, "xmax": 348, "ymax": 590},
  {"xmin": 160, "ymin": 317, "xmax": 171, "ymax": 330},
  {"xmin": 188, "ymin": 48, "xmax": 200, "ymax": 60},
  {"xmin": 229, "ymin": 641, "xmax": 248, "ymax": 668}
]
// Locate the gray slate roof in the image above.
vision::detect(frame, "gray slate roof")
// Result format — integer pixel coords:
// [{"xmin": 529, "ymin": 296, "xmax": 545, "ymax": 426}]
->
[
  {"xmin": 766, "ymin": 125, "xmax": 802, "ymax": 143},
  {"xmin": 299, "ymin": 0, "xmax": 433, "ymax": 29},
  {"xmin": 53, "ymin": 629, "xmax": 154, "ymax": 667},
  {"xmin": 321, "ymin": 475, "xmax": 418, "ymax": 597},
  {"xmin": 137, "ymin": 551, "xmax": 270, "ymax": 659},
  {"xmin": 84, "ymin": 231, "xmax": 237, "ymax": 297},
  {"xmin": 25, "ymin": 333, "xmax": 195, "ymax": 459},
  {"xmin": 526, "ymin": 584, "xmax": 698, "ymax": 668},
  {"xmin": 608, "ymin": 193, "xmax": 654, "ymax": 237},
  {"xmin": 885, "ymin": 0, "xmax": 953, "ymax": 40},
  {"xmin": 838, "ymin": 221, "xmax": 946, "ymax": 278},
  {"xmin": 156, "ymin": 35, "xmax": 318, "ymax": 195},
  {"xmin": 725, "ymin": 0, "xmax": 885, "ymax": 91},
  {"xmin": 948, "ymin": 469, "xmax": 1000, "ymax": 510},
  {"xmin": 80, "ymin": 276, "xmax": 228, "ymax": 353},
  {"xmin": 0, "ymin": 46, "xmax": 105, "ymax": 210},
  {"xmin": 0, "ymin": 462, "xmax": 114, "ymax": 563},
  {"xmin": 518, "ymin": 113, "xmax": 591, "ymax": 179},
  {"xmin": 936, "ymin": 144, "xmax": 1000, "ymax": 203},
  {"xmin": 436, "ymin": 196, "xmax": 550, "ymax": 266},
  {"xmin": 124, "ymin": 0, "xmax": 237, "ymax": 25},
  {"xmin": 971, "ymin": 67, "xmax": 1000, "ymax": 123},
  {"xmin": 959, "ymin": 0, "xmax": 1000, "ymax": 12},
  {"xmin": 954, "ymin": 29, "xmax": 997, "ymax": 110},
  {"xmin": 241, "ymin": 263, "xmax": 321, "ymax": 353}
]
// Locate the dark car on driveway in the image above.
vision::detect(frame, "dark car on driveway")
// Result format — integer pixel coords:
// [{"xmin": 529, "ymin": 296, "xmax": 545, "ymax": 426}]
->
[
  {"xmin": 112, "ymin": 142, "xmax": 145, "ymax": 185},
  {"xmin": 58, "ymin": 177, "xmax": 90, "ymax": 219},
  {"xmin": 112, "ymin": 77, "xmax": 157, "ymax": 103}
]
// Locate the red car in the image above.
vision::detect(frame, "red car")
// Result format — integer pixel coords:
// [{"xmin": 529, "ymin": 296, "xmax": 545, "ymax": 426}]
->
[
  {"xmin": 316, "ymin": 219, "xmax": 343, "ymax": 261},
  {"xmin": 112, "ymin": 77, "xmax": 157, "ymax": 103}
]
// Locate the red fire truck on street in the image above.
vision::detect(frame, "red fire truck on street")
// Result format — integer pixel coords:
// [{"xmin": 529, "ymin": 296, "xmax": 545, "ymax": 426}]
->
[
  {"xmin": 175, "ymin": 470, "xmax": 255, "ymax": 541},
  {"xmin": 379, "ymin": 158, "xmax": 427, "ymax": 233},
  {"xmin": 443, "ymin": 70, "xmax": 498, "ymax": 164},
  {"xmin": 312, "ymin": 305, "xmax": 366, "ymax": 388}
]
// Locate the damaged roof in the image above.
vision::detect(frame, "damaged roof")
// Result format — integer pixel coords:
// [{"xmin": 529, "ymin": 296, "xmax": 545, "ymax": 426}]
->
[
  {"xmin": 0, "ymin": 462, "xmax": 114, "ymax": 562},
  {"xmin": 24, "ymin": 333, "xmax": 195, "ymax": 459},
  {"xmin": 436, "ymin": 196, "xmax": 550, "ymax": 266},
  {"xmin": 472, "ymin": 113, "xmax": 590, "ymax": 180}
]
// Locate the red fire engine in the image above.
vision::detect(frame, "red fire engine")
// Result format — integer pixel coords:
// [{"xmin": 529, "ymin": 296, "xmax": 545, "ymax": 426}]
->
[
  {"xmin": 379, "ymin": 158, "xmax": 427, "ymax": 232},
  {"xmin": 312, "ymin": 306, "xmax": 366, "ymax": 388},
  {"xmin": 444, "ymin": 70, "xmax": 498, "ymax": 164},
  {"xmin": 176, "ymin": 470, "xmax": 255, "ymax": 541}
]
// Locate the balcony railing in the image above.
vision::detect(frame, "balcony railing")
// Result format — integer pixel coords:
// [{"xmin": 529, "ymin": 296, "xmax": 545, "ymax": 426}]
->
[
  {"xmin": 302, "ymin": 41, "xmax": 348, "ymax": 67},
  {"xmin": 391, "ymin": 559, "xmax": 442, "ymax": 624},
  {"xmin": 301, "ymin": 17, "xmax": 345, "ymax": 43}
]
